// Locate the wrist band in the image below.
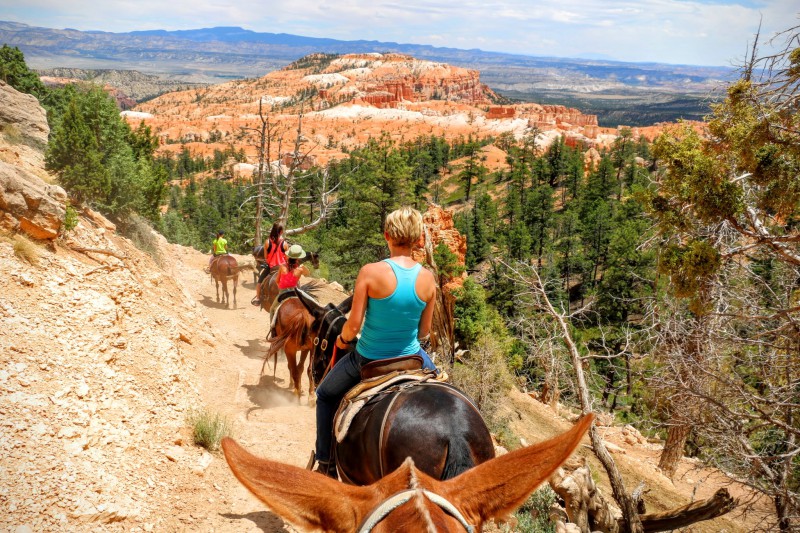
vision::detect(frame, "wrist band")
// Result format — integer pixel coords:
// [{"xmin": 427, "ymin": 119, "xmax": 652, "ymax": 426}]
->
[{"xmin": 338, "ymin": 334, "xmax": 355, "ymax": 345}]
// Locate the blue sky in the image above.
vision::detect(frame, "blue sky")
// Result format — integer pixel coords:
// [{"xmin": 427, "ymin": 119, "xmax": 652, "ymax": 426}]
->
[{"xmin": 2, "ymin": 0, "xmax": 798, "ymax": 66}]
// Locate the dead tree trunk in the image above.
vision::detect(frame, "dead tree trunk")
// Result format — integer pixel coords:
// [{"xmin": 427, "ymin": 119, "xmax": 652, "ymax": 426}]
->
[
  {"xmin": 628, "ymin": 489, "xmax": 737, "ymax": 532},
  {"xmin": 554, "ymin": 465, "xmax": 737, "ymax": 533},
  {"xmin": 521, "ymin": 266, "xmax": 644, "ymax": 533},
  {"xmin": 551, "ymin": 463, "xmax": 621, "ymax": 533},
  {"xmin": 657, "ymin": 424, "xmax": 691, "ymax": 478}
]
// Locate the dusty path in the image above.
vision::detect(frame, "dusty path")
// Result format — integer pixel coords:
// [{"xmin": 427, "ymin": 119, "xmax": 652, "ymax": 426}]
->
[{"xmin": 163, "ymin": 248, "xmax": 347, "ymax": 532}]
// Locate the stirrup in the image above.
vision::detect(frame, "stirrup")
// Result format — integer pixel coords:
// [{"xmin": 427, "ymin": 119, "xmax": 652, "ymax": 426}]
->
[{"xmin": 314, "ymin": 460, "xmax": 338, "ymax": 479}]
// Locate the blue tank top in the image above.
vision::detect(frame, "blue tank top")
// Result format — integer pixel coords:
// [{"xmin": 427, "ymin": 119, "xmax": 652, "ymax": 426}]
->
[{"xmin": 357, "ymin": 259, "xmax": 425, "ymax": 360}]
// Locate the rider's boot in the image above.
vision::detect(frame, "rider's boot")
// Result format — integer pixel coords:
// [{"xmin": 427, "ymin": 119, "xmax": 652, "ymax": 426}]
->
[{"xmin": 314, "ymin": 460, "xmax": 338, "ymax": 479}]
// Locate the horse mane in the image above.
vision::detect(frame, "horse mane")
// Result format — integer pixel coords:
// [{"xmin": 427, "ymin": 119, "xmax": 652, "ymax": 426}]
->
[{"xmin": 299, "ymin": 279, "xmax": 325, "ymax": 294}]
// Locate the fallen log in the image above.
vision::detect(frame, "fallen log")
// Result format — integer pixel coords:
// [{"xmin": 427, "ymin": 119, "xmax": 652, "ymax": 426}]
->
[
  {"xmin": 628, "ymin": 488, "xmax": 738, "ymax": 532},
  {"xmin": 552, "ymin": 464, "xmax": 737, "ymax": 533}
]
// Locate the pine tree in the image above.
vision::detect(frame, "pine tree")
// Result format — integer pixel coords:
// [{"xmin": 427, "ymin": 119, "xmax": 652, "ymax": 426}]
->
[
  {"xmin": 524, "ymin": 183, "xmax": 555, "ymax": 267},
  {"xmin": 45, "ymin": 98, "xmax": 109, "ymax": 203},
  {"xmin": 0, "ymin": 45, "xmax": 47, "ymax": 99}
]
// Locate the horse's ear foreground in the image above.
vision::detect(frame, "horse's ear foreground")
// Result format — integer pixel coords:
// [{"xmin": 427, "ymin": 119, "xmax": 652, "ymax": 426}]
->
[
  {"xmin": 440, "ymin": 414, "xmax": 594, "ymax": 525},
  {"xmin": 220, "ymin": 437, "xmax": 372, "ymax": 532},
  {"xmin": 222, "ymin": 417, "xmax": 592, "ymax": 532}
]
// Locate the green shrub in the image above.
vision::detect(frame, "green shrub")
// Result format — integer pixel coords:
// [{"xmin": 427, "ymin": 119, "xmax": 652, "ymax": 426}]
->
[
  {"xmin": 490, "ymin": 417, "xmax": 520, "ymax": 451},
  {"xmin": 450, "ymin": 331, "xmax": 514, "ymax": 426},
  {"xmin": 115, "ymin": 213, "xmax": 161, "ymax": 264},
  {"xmin": 187, "ymin": 408, "xmax": 232, "ymax": 451},
  {"xmin": 505, "ymin": 486, "xmax": 558, "ymax": 533},
  {"xmin": 63, "ymin": 205, "xmax": 78, "ymax": 232}
]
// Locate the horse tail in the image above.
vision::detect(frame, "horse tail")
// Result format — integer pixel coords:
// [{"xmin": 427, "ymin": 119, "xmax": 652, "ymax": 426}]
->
[
  {"xmin": 441, "ymin": 435, "xmax": 476, "ymax": 479},
  {"xmin": 265, "ymin": 302, "xmax": 308, "ymax": 370},
  {"xmin": 286, "ymin": 307, "xmax": 308, "ymax": 347},
  {"xmin": 437, "ymin": 384, "xmax": 491, "ymax": 480},
  {"xmin": 266, "ymin": 335, "xmax": 286, "ymax": 368}
]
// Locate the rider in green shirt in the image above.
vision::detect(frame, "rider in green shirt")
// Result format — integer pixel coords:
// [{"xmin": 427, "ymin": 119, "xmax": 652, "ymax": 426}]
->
[{"xmin": 210, "ymin": 230, "xmax": 228, "ymax": 266}]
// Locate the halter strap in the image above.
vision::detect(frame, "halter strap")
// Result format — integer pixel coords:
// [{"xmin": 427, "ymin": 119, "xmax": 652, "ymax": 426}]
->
[{"xmin": 357, "ymin": 488, "xmax": 474, "ymax": 533}]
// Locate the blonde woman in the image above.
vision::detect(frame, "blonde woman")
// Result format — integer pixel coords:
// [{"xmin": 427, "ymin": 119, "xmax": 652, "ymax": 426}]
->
[{"xmin": 314, "ymin": 206, "xmax": 437, "ymax": 477}]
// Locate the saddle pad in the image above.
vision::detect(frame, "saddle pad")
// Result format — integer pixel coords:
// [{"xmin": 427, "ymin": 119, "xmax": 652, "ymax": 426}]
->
[
  {"xmin": 269, "ymin": 289, "xmax": 320, "ymax": 331},
  {"xmin": 334, "ymin": 370, "xmax": 434, "ymax": 443}
]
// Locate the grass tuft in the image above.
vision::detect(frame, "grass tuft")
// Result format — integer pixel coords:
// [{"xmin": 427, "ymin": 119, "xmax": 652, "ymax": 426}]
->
[
  {"xmin": 1, "ymin": 123, "xmax": 23, "ymax": 145},
  {"xmin": 186, "ymin": 408, "xmax": 232, "ymax": 452},
  {"xmin": 114, "ymin": 213, "xmax": 162, "ymax": 265},
  {"xmin": 13, "ymin": 234, "xmax": 40, "ymax": 266}
]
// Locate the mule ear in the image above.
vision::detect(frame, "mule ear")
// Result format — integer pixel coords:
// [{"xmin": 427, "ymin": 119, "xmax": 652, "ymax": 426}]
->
[
  {"xmin": 441, "ymin": 414, "xmax": 594, "ymax": 526},
  {"xmin": 221, "ymin": 438, "xmax": 373, "ymax": 532},
  {"xmin": 337, "ymin": 295, "xmax": 354, "ymax": 314}
]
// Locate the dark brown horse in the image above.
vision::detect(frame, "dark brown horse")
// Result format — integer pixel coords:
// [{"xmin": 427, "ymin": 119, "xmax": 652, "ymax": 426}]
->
[
  {"xmin": 222, "ymin": 415, "xmax": 594, "ymax": 533},
  {"xmin": 251, "ymin": 245, "xmax": 267, "ymax": 284},
  {"xmin": 258, "ymin": 250, "xmax": 321, "ymax": 313},
  {"xmin": 209, "ymin": 255, "xmax": 240, "ymax": 308},
  {"xmin": 292, "ymin": 290, "xmax": 495, "ymax": 484},
  {"xmin": 263, "ymin": 281, "xmax": 348, "ymax": 402}
]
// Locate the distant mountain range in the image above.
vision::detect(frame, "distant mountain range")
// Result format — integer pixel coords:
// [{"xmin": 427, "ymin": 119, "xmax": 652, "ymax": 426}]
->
[{"xmin": 1, "ymin": 21, "xmax": 736, "ymax": 126}]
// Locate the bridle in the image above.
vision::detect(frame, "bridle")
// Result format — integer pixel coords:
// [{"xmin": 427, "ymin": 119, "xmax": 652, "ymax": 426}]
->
[{"xmin": 357, "ymin": 488, "xmax": 475, "ymax": 533}]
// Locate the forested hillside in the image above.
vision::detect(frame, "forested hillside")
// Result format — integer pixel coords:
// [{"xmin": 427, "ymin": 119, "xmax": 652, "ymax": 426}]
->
[{"xmin": 2, "ymin": 24, "xmax": 799, "ymax": 530}]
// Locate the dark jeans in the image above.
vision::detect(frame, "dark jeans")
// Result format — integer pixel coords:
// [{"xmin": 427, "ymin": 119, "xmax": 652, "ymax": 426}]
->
[
  {"xmin": 314, "ymin": 348, "xmax": 436, "ymax": 462},
  {"xmin": 257, "ymin": 264, "xmax": 279, "ymax": 285}
]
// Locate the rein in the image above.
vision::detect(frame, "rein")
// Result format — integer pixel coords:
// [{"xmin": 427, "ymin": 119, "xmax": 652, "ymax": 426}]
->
[
  {"xmin": 357, "ymin": 488, "xmax": 474, "ymax": 533},
  {"xmin": 312, "ymin": 306, "xmax": 347, "ymax": 382}
]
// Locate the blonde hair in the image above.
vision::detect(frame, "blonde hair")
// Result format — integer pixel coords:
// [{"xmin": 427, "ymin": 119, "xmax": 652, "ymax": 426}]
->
[{"xmin": 384, "ymin": 206, "xmax": 423, "ymax": 246}]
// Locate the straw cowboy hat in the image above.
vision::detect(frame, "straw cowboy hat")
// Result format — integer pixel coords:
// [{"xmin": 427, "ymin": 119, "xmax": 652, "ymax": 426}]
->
[{"xmin": 287, "ymin": 244, "xmax": 306, "ymax": 259}]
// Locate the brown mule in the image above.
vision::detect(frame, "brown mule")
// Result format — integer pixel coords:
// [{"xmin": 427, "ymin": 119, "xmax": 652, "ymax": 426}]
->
[
  {"xmin": 209, "ymin": 255, "xmax": 239, "ymax": 308},
  {"xmin": 263, "ymin": 281, "xmax": 339, "ymax": 402},
  {"xmin": 222, "ymin": 414, "xmax": 594, "ymax": 533}
]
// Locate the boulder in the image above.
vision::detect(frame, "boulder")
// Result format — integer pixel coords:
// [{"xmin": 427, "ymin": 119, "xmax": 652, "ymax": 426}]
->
[
  {"xmin": 0, "ymin": 81, "xmax": 66, "ymax": 240},
  {"xmin": 0, "ymin": 161, "xmax": 66, "ymax": 239},
  {"xmin": 0, "ymin": 81, "xmax": 49, "ymax": 171}
]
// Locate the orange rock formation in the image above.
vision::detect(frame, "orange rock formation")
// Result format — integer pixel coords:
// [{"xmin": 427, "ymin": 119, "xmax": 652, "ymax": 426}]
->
[{"xmin": 128, "ymin": 53, "xmax": 611, "ymax": 167}]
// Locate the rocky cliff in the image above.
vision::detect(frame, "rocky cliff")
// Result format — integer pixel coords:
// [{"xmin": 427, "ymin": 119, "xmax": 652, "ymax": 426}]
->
[
  {"xmin": 0, "ymin": 81, "xmax": 66, "ymax": 240},
  {"xmin": 131, "ymin": 53, "xmax": 606, "ymax": 165}
]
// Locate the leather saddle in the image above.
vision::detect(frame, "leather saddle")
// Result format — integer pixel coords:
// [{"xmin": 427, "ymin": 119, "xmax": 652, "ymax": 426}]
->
[{"xmin": 360, "ymin": 354, "xmax": 423, "ymax": 380}]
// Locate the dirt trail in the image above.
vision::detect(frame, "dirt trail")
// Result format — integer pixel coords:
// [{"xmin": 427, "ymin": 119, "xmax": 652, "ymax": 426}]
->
[{"xmin": 162, "ymin": 246, "xmax": 346, "ymax": 532}]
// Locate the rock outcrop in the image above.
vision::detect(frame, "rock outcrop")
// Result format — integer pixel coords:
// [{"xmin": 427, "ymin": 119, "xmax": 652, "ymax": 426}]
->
[
  {"xmin": 130, "ymin": 52, "xmax": 609, "ymax": 166},
  {"xmin": 0, "ymin": 81, "xmax": 66, "ymax": 240},
  {"xmin": 0, "ymin": 81, "xmax": 49, "ymax": 171},
  {"xmin": 0, "ymin": 162, "xmax": 67, "ymax": 239}
]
